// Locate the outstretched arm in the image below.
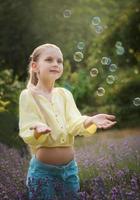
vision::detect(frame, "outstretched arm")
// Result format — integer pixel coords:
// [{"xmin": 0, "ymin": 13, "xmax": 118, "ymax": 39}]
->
[
  {"xmin": 62, "ymin": 87, "xmax": 117, "ymax": 136},
  {"xmin": 62, "ymin": 88, "xmax": 97, "ymax": 137}
]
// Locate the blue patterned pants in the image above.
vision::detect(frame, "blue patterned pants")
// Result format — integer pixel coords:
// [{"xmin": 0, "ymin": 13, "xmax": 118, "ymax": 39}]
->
[{"xmin": 26, "ymin": 154, "xmax": 80, "ymax": 200}]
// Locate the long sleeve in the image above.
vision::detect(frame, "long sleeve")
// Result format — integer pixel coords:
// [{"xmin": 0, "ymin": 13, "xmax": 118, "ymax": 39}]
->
[
  {"xmin": 63, "ymin": 88, "xmax": 97, "ymax": 137},
  {"xmin": 18, "ymin": 89, "xmax": 50, "ymax": 146}
]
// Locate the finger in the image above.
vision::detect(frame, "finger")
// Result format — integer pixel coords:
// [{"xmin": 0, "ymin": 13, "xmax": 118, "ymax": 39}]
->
[
  {"xmin": 38, "ymin": 127, "xmax": 51, "ymax": 133},
  {"xmin": 106, "ymin": 114, "xmax": 116, "ymax": 121},
  {"xmin": 44, "ymin": 130, "xmax": 52, "ymax": 134},
  {"xmin": 106, "ymin": 119, "xmax": 117, "ymax": 124},
  {"xmin": 43, "ymin": 128, "xmax": 52, "ymax": 133},
  {"xmin": 41, "ymin": 130, "xmax": 52, "ymax": 134},
  {"xmin": 41, "ymin": 127, "xmax": 52, "ymax": 134},
  {"xmin": 103, "ymin": 121, "xmax": 117, "ymax": 129}
]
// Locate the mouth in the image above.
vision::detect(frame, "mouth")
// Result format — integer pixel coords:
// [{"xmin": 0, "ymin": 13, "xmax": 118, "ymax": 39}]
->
[{"xmin": 49, "ymin": 69, "xmax": 60, "ymax": 73}]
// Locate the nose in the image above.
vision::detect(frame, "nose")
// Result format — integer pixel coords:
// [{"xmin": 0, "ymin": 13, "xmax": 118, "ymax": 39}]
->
[{"xmin": 53, "ymin": 60, "xmax": 58, "ymax": 66}]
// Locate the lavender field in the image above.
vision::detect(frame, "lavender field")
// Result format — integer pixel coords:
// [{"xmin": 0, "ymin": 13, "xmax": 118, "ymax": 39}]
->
[{"xmin": 0, "ymin": 128, "xmax": 140, "ymax": 200}]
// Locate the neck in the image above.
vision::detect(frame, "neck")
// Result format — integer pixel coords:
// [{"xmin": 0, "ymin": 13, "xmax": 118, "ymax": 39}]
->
[{"xmin": 35, "ymin": 79, "xmax": 55, "ymax": 93}]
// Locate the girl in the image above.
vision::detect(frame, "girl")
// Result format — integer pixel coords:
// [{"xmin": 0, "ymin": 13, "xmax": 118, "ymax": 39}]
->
[{"xmin": 18, "ymin": 43, "xmax": 117, "ymax": 200}]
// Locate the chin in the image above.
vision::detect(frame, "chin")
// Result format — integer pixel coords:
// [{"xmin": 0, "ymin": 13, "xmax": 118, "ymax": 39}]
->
[
  {"xmin": 54, "ymin": 75, "xmax": 62, "ymax": 81},
  {"xmin": 51, "ymin": 72, "xmax": 62, "ymax": 78},
  {"xmin": 46, "ymin": 75, "xmax": 62, "ymax": 81}
]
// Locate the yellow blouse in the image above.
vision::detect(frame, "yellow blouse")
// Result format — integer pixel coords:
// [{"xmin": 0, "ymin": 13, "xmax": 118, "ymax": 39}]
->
[{"xmin": 18, "ymin": 86, "xmax": 97, "ymax": 155}]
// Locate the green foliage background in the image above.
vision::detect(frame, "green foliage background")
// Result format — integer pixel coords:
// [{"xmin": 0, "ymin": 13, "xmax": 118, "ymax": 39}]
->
[{"xmin": 0, "ymin": 0, "xmax": 139, "ymax": 149}]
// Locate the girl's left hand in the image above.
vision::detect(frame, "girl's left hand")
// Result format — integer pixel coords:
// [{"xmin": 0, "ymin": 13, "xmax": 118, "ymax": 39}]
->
[{"xmin": 91, "ymin": 114, "xmax": 117, "ymax": 129}]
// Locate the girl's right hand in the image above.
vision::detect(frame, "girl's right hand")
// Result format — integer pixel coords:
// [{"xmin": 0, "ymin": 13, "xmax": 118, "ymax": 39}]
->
[{"xmin": 29, "ymin": 124, "xmax": 52, "ymax": 135}]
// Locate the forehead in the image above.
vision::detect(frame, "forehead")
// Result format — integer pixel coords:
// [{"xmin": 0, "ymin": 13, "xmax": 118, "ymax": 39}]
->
[{"xmin": 40, "ymin": 47, "xmax": 63, "ymax": 59}]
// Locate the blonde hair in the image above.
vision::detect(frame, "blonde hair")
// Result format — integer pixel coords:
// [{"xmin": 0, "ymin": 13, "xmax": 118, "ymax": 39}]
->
[{"xmin": 26, "ymin": 43, "xmax": 61, "ymax": 89}]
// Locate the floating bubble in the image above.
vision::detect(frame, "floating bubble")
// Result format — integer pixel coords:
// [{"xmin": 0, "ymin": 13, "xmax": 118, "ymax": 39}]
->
[
  {"xmin": 90, "ymin": 68, "xmax": 98, "ymax": 77},
  {"xmin": 101, "ymin": 57, "xmax": 111, "ymax": 65},
  {"xmin": 135, "ymin": 8, "xmax": 139, "ymax": 12},
  {"xmin": 129, "ymin": 48, "xmax": 134, "ymax": 54},
  {"xmin": 133, "ymin": 97, "xmax": 140, "ymax": 106},
  {"xmin": 95, "ymin": 25, "xmax": 104, "ymax": 34},
  {"xmin": 109, "ymin": 64, "xmax": 118, "ymax": 72},
  {"xmin": 115, "ymin": 41, "xmax": 125, "ymax": 55},
  {"xmin": 106, "ymin": 75, "xmax": 115, "ymax": 84},
  {"xmin": 73, "ymin": 51, "xmax": 84, "ymax": 62},
  {"xmin": 134, "ymin": 69, "xmax": 139, "ymax": 74},
  {"xmin": 115, "ymin": 41, "xmax": 122, "ymax": 48},
  {"xmin": 63, "ymin": 9, "xmax": 72, "ymax": 18},
  {"xmin": 116, "ymin": 46, "xmax": 125, "ymax": 55},
  {"xmin": 91, "ymin": 16, "xmax": 101, "ymax": 25},
  {"xmin": 77, "ymin": 42, "xmax": 85, "ymax": 50},
  {"xmin": 107, "ymin": 58, "xmax": 111, "ymax": 65},
  {"xmin": 96, "ymin": 87, "xmax": 105, "ymax": 96}
]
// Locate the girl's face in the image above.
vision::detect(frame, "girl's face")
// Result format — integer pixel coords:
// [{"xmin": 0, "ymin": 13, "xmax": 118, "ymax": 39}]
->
[{"xmin": 32, "ymin": 47, "xmax": 64, "ymax": 82}]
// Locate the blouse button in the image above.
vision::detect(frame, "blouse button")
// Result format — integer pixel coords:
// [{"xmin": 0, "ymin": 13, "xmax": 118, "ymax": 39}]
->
[{"xmin": 60, "ymin": 136, "xmax": 65, "ymax": 143}]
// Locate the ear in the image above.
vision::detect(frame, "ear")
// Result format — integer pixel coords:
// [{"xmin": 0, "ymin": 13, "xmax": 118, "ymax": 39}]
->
[{"xmin": 31, "ymin": 61, "xmax": 39, "ymax": 73}]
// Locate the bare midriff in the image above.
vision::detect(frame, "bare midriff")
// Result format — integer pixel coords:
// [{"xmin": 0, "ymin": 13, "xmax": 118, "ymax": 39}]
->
[
  {"xmin": 35, "ymin": 146, "xmax": 75, "ymax": 165},
  {"xmin": 33, "ymin": 87, "xmax": 75, "ymax": 165}
]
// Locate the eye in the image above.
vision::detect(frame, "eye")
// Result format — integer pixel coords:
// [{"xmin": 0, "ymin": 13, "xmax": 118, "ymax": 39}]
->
[
  {"xmin": 45, "ymin": 58, "xmax": 53, "ymax": 62},
  {"xmin": 58, "ymin": 59, "xmax": 63, "ymax": 63}
]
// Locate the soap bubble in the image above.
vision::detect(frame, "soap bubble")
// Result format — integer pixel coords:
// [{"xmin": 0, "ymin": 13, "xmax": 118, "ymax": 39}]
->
[
  {"xmin": 95, "ymin": 25, "xmax": 104, "ymax": 34},
  {"xmin": 91, "ymin": 16, "xmax": 104, "ymax": 34},
  {"xmin": 96, "ymin": 87, "xmax": 105, "ymax": 96},
  {"xmin": 129, "ymin": 48, "xmax": 134, "ymax": 54},
  {"xmin": 134, "ymin": 69, "xmax": 139, "ymax": 74},
  {"xmin": 106, "ymin": 75, "xmax": 115, "ymax": 84},
  {"xmin": 116, "ymin": 46, "xmax": 125, "ymax": 55},
  {"xmin": 109, "ymin": 64, "xmax": 118, "ymax": 72},
  {"xmin": 73, "ymin": 51, "xmax": 84, "ymax": 62},
  {"xmin": 107, "ymin": 58, "xmax": 112, "ymax": 65},
  {"xmin": 63, "ymin": 9, "xmax": 72, "ymax": 18},
  {"xmin": 92, "ymin": 16, "xmax": 101, "ymax": 25},
  {"xmin": 115, "ymin": 41, "xmax": 125, "ymax": 55},
  {"xmin": 115, "ymin": 41, "xmax": 122, "ymax": 48},
  {"xmin": 77, "ymin": 42, "xmax": 85, "ymax": 50},
  {"xmin": 101, "ymin": 57, "xmax": 111, "ymax": 65},
  {"xmin": 133, "ymin": 97, "xmax": 140, "ymax": 106},
  {"xmin": 90, "ymin": 68, "xmax": 98, "ymax": 77}
]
